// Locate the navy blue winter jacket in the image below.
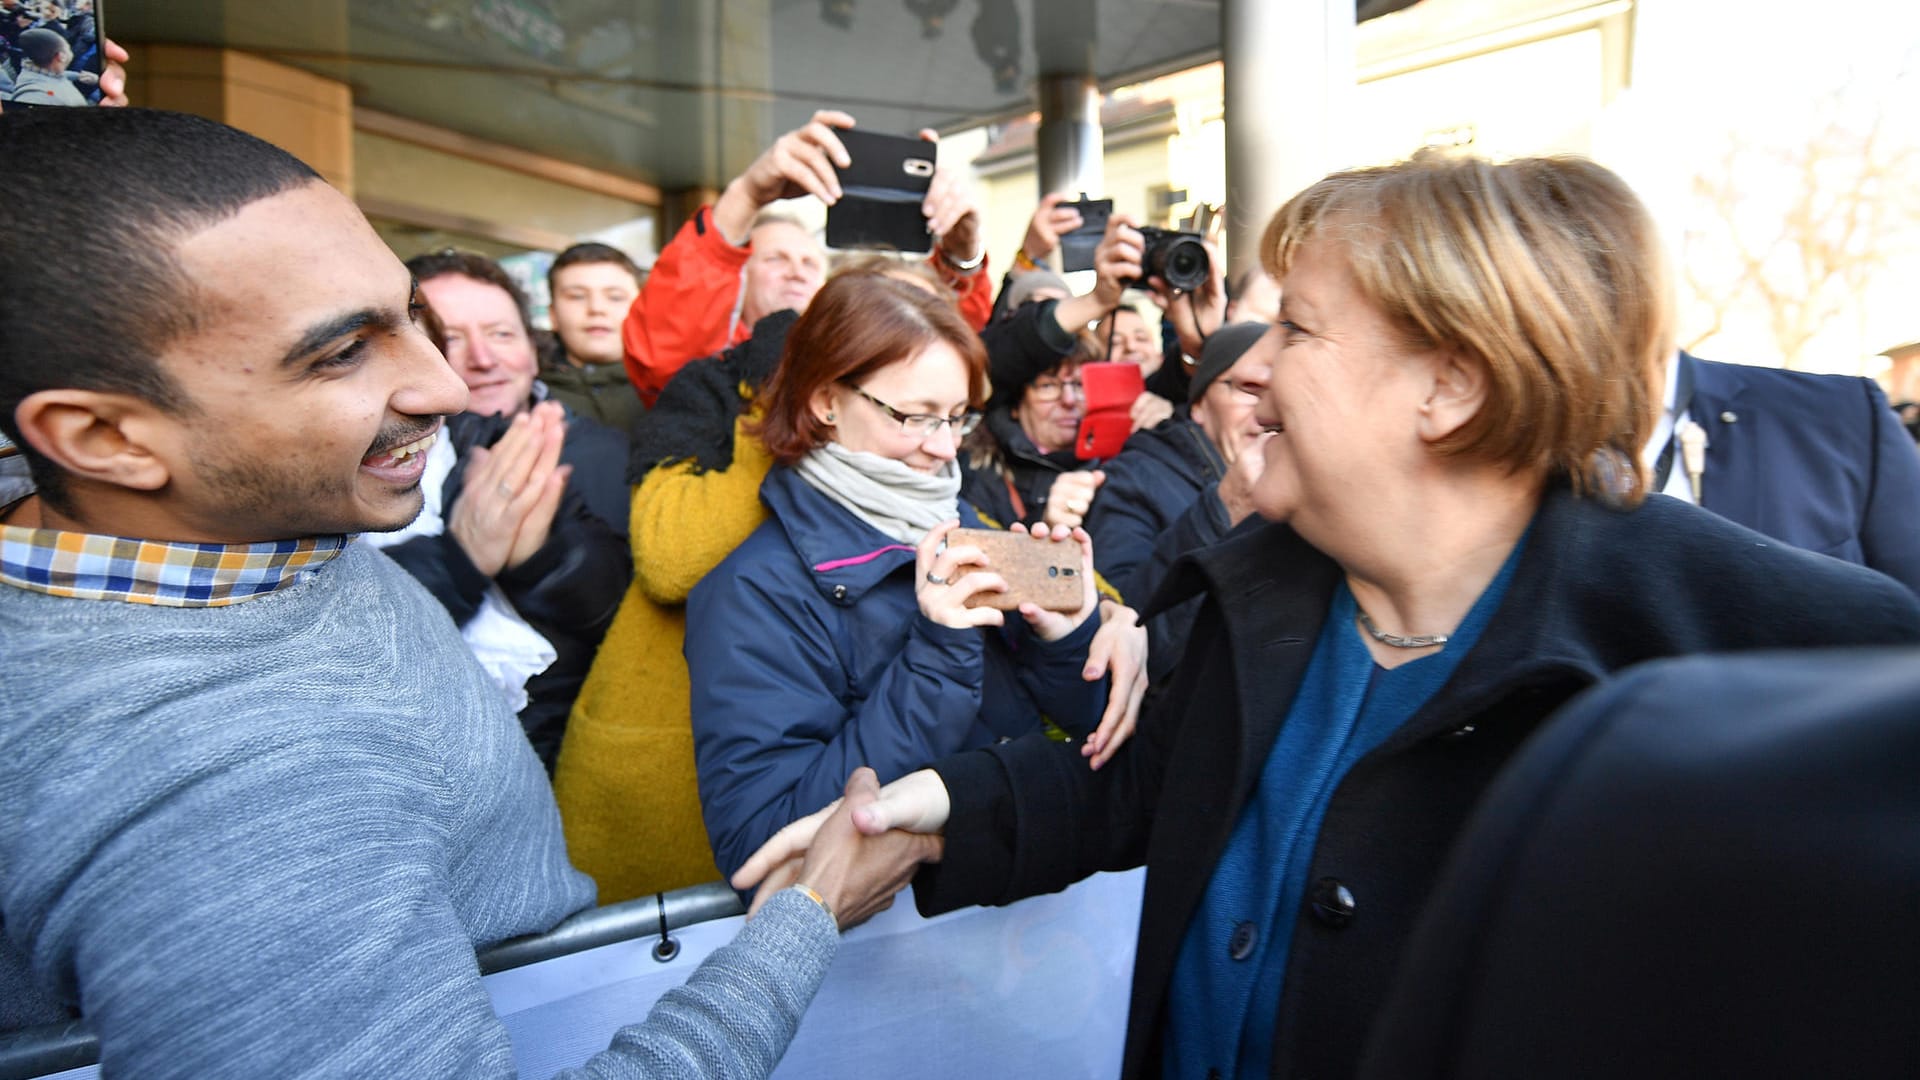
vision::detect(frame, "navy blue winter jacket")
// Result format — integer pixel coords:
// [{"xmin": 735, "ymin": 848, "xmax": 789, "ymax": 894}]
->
[
  {"xmin": 686, "ymin": 465, "xmax": 1108, "ymax": 878},
  {"xmin": 1084, "ymin": 414, "xmax": 1247, "ymax": 681}
]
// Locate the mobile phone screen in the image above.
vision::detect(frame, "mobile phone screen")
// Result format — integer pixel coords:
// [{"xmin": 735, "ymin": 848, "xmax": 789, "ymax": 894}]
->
[{"xmin": 3, "ymin": 1, "xmax": 107, "ymax": 109}]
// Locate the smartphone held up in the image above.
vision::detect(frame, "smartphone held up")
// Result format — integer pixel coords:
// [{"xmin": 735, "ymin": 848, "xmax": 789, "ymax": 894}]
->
[
  {"xmin": 3, "ymin": 1, "xmax": 107, "ymax": 109},
  {"xmin": 824, "ymin": 128, "xmax": 937, "ymax": 254},
  {"xmin": 947, "ymin": 528, "xmax": 1085, "ymax": 614}
]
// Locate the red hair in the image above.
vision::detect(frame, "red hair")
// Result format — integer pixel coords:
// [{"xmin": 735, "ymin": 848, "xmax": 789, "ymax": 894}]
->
[{"xmin": 755, "ymin": 269, "xmax": 989, "ymax": 465}]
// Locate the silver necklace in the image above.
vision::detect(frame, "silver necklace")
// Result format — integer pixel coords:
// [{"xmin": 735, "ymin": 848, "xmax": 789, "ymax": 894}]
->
[{"xmin": 1356, "ymin": 607, "xmax": 1449, "ymax": 649}]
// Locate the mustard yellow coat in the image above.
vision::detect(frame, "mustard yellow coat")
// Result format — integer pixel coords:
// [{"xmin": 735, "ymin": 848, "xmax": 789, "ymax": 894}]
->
[{"xmin": 552, "ymin": 416, "xmax": 772, "ymax": 901}]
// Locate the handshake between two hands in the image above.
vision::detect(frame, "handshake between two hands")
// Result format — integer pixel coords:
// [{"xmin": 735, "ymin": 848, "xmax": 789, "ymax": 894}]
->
[{"xmin": 730, "ymin": 767, "xmax": 953, "ymax": 930}]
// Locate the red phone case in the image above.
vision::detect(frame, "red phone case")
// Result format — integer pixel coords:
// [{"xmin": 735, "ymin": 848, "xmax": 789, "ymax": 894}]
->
[{"xmin": 1074, "ymin": 362, "xmax": 1146, "ymax": 460}]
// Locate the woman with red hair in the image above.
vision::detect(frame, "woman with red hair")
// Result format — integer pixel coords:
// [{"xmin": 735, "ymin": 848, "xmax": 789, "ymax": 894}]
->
[{"xmin": 685, "ymin": 270, "xmax": 1109, "ymax": 881}]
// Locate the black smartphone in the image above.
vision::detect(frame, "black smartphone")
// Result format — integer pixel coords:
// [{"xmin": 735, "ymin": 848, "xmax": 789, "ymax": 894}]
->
[
  {"xmin": 824, "ymin": 128, "xmax": 937, "ymax": 255},
  {"xmin": 4, "ymin": 0, "xmax": 108, "ymax": 109},
  {"xmin": 1057, "ymin": 196, "xmax": 1113, "ymax": 273}
]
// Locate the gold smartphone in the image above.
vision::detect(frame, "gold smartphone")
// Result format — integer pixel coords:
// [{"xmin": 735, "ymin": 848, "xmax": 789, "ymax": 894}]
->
[{"xmin": 946, "ymin": 528, "xmax": 1085, "ymax": 613}]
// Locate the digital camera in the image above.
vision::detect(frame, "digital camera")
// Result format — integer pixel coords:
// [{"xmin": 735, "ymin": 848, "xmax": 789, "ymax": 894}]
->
[{"xmin": 1128, "ymin": 227, "xmax": 1209, "ymax": 293}]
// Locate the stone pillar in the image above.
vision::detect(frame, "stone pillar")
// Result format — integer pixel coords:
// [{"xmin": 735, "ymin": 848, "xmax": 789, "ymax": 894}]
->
[
  {"xmin": 1220, "ymin": 0, "xmax": 1355, "ymax": 278},
  {"xmin": 1034, "ymin": 0, "xmax": 1102, "ymax": 199}
]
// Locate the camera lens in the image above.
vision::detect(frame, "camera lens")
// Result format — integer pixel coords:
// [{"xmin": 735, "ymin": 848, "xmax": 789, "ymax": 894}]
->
[{"xmin": 1157, "ymin": 237, "xmax": 1209, "ymax": 293}]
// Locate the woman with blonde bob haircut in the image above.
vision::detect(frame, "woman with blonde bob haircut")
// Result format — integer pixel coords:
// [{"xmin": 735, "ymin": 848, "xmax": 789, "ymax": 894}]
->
[{"xmin": 735, "ymin": 152, "xmax": 1920, "ymax": 1079}]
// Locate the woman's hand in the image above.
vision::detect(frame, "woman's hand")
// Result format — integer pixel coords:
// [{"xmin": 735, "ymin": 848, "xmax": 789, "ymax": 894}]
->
[
  {"xmin": 1043, "ymin": 469, "xmax": 1105, "ymax": 529},
  {"xmin": 915, "ymin": 520, "xmax": 1007, "ymax": 630},
  {"xmin": 1129, "ymin": 391, "xmax": 1174, "ymax": 433},
  {"xmin": 99, "ymin": 40, "xmax": 130, "ymax": 107},
  {"xmin": 1081, "ymin": 600, "xmax": 1148, "ymax": 769},
  {"xmin": 733, "ymin": 768, "xmax": 953, "ymax": 919},
  {"xmin": 1010, "ymin": 522, "xmax": 1097, "ymax": 642}
]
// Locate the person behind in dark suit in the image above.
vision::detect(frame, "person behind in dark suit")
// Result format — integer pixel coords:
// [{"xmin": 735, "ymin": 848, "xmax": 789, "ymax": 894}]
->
[
  {"xmin": 1643, "ymin": 347, "xmax": 1920, "ymax": 595},
  {"xmin": 734, "ymin": 152, "xmax": 1920, "ymax": 1080},
  {"xmin": 1362, "ymin": 647, "xmax": 1920, "ymax": 1079}
]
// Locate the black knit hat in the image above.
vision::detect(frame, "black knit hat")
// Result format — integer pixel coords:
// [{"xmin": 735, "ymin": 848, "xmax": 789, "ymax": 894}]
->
[{"xmin": 1189, "ymin": 321, "xmax": 1270, "ymax": 399}]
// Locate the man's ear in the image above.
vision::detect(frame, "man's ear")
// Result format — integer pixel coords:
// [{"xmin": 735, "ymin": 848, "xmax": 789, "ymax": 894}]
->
[
  {"xmin": 11, "ymin": 390, "xmax": 174, "ymax": 493},
  {"xmin": 1418, "ymin": 349, "xmax": 1490, "ymax": 443}
]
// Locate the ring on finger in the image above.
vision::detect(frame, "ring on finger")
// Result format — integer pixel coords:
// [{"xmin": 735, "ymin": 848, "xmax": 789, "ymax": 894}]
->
[
  {"xmin": 496, "ymin": 483, "xmax": 513, "ymax": 498},
  {"xmin": 925, "ymin": 572, "xmax": 949, "ymax": 586}
]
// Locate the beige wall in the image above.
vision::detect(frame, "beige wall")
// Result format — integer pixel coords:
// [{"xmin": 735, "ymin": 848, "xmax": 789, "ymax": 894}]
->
[
  {"xmin": 127, "ymin": 46, "xmax": 354, "ymax": 194},
  {"xmin": 353, "ymin": 131, "xmax": 656, "ymax": 255}
]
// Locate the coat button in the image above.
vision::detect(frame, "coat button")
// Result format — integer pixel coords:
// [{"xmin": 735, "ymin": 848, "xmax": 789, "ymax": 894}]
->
[
  {"xmin": 831, "ymin": 584, "xmax": 848, "ymax": 601},
  {"xmin": 1228, "ymin": 920, "xmax": 1258, "ymax": 960},
  {"xmin": 1310, "ymin": 878, "xmax": 1356, "ymax": 928},
  {"xmin": 1720, "ymin": 410, "xmax": 1739, "ymax": 424}
]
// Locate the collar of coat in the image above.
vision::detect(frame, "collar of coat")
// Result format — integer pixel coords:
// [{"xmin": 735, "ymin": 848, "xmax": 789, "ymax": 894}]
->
[
  {"xmin": 1146, "ymin": 480, "xmax": 1920, "ymax": 796},
  {"xmin": 760, "ymin": 464, "xmax": 991, "ymax": 605}
]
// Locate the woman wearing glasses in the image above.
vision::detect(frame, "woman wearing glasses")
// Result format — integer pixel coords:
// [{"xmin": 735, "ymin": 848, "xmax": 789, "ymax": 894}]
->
[
  {"xmin": 960, "ymin": 338, "xmax": 1108, "ymax": 529},
  {"xmin": 685, "ymin": 271, "xmax": 1113, "ymax": 881}
]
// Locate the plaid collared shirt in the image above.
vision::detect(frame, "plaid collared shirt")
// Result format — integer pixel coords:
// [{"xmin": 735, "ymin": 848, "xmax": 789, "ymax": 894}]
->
[{"xmin": 0, "ymin": 523, "xmax": 350, "ymax": 608}]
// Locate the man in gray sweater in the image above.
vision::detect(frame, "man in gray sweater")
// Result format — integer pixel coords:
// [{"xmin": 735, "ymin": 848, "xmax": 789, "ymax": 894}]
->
[{"xmin": 0, "ymin": 106, "xmax": 937, "ymax": 1078}]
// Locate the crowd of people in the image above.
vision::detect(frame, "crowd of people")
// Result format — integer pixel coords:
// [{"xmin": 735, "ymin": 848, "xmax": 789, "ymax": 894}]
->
[
  {"xmin": 5, "ymin": 65, "xmax": 1920, "ymax": 1080},
  {"xmin": 2, "ymin": 0, "xmax": 98, "ymax": 105}
]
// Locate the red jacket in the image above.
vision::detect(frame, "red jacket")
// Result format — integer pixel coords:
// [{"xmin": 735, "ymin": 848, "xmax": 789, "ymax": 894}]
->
[{"xmin": 622, "ymin": 205, "xmax": 993, "ymax": 405}]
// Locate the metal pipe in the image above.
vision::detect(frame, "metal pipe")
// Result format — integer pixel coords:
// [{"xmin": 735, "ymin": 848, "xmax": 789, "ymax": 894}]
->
[{"xmin": 0, "ymin": 882, "xmax": 749, "ymax": 1079}]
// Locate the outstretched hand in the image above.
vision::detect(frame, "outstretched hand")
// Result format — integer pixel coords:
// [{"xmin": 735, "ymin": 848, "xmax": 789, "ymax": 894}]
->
[
  {"xmin": 734, "ymin": 768, "xmax": 950, "ymax": 927},
  {"xmin": 713, "ymin": 109, "xmax": 857, "ymax": 243},
  {"xmin": 1081, "ymin": 601, "xmax": 1147, "ymax": 769}
]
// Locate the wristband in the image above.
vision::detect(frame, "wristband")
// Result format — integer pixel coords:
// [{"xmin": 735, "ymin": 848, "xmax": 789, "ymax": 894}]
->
[
  {"xmin": 792, "ymin": 882, "xmax": 835, "ymax": 924},
  {"xmin": 1013, "ymin": 249, "xmax": 1039, "ymax": 272},
  {"xmin": 941, "ymin": 245, "xmax": 987, "ymax": 274}
]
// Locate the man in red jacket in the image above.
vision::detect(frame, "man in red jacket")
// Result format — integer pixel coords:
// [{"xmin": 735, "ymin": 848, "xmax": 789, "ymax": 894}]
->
[{"xmin": 622, "ymin": 109, "xmax": 993, "ymax": 404}]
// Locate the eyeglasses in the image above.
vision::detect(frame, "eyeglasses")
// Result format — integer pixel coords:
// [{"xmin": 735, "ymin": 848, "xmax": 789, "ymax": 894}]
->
[
  {"xmin": 1028, "ymin": 376, "xmax": 1085, "ymax": 402},
  {"xmin": 844, "ymin": 383, "xmax": 982, "ymax": 438},
  {"xmin": 1219, "ymin": 377, "xmax": 1265, "ymax": 405}
]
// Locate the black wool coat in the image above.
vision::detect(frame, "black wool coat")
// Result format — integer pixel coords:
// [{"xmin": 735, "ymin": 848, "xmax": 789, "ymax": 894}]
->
[{"xmin": 914, "ymin": 484, "xmax": 1920, "ymax": 1079}]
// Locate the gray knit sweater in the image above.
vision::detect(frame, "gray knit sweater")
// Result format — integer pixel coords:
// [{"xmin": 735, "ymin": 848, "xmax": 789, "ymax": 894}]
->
[{"xmin": 0, "ymin": 539, "xmax": 836, "ymax": 1078}]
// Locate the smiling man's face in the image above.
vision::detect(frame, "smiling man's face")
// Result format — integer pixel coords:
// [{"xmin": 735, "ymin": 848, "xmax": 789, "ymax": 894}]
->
[
  {"xmin": 143, "ymin": 180, "xmax": 470, "ymax": 540},
  {"xmin": 419, "ymin": 272, "xmax": 539, "ymax": 419}
]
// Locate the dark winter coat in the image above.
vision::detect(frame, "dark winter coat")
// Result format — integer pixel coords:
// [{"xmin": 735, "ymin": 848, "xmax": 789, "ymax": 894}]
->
[
  {"xmin": 686, "ymin": 465, "xmax": 1106, "ymax": 880},
  {"xmin": 1083, "ymin": 413, "xmax": 1231, "ymax": 671},
  {"xmin": 913, "ymin": 485, "xmax": 1920, "ymax": 1080},
  {"xmin": 382, "ymin": 410, "xmax": 631, "ymax": 771},
  {"xmin": 960, "ymin": 405, "xmax": 1091, "ymax": 528}
]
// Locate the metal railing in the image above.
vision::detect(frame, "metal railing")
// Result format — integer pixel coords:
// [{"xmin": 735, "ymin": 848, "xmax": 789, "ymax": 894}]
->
[{"xmin": 0, "ymin": 881, "xmax": 745, "ymax": 1080}]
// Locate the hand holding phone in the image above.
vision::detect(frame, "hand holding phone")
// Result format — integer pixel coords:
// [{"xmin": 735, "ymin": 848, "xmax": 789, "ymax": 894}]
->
[
  {"xmin": 948, "ymin": 527, "xmax": 1086, "ymax": 614},
  {"xmin": 825, "ymin": 129, "xmax": 937, "ymax": 254},
  {"xmin": 1058, "ymin": 196, "xmax": 1114, "ymax": 273}
]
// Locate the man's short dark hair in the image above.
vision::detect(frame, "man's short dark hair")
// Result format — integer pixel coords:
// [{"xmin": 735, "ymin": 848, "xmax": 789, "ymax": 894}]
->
[
  {"xmin": 0, "ymin": 107, "xmax": 322, "ymax": 510},
  {"xmin": 405, "ymin": 249, "xmax": 534, "ymax": 336},
  {"xmin": 546, "ymin": 242, "xmax": 643, "ymax": 299}
]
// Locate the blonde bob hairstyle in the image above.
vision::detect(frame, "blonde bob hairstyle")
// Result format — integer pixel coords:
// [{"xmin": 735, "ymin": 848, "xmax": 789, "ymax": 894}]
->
[{"xmin": 1261, "ymin": 152, "xmax": 1672, "ymax": 505}]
